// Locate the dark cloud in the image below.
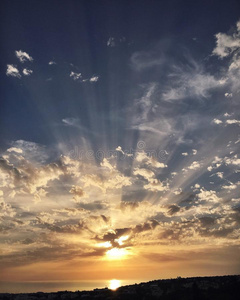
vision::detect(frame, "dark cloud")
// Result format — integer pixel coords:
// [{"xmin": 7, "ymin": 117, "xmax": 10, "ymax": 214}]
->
[
  {"xmin": 78, "ymin": 201, "xmax": 108, "ymax": 211},
  {"xmin": 199, "ymin": 216, "xmax": 216, "ymax": 226},
  {"xmin": 94, "ymin": 220, "xmax": 160, "ymax": 249},
  {"xmin": 119, "ymin": 201, "xmax": 139, "ymax": 211},
  {"xmin": 167, "ymin": 205, "xmax": 181, "ymax": 215},
  {"xmin": 21, "ymin": 238, "xmax": 35, "ymax": 245}
]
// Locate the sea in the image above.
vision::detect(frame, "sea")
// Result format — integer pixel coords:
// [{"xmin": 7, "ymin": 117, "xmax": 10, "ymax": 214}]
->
[{"xmin": 0, "ymin": 280, "xmax": 140, "ymax": 294}]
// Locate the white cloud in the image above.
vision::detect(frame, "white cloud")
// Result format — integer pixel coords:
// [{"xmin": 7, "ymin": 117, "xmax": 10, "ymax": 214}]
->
[
  {"xmin": 224, "ymin": 155, "xmax": 240, "ymax": 166},
  {"xmin": 188, "ymin": 161, "xmax": 201, "ymax": 170},
  {"xmin": 133, "ymin": 168, "xmax": 155, "ymax": 181},
  {"xmin": 89, "ymin": 75, "xmax": 99, "ymax": 82},
  {"xmin": 229, "ymin": 56, "xmax": 240, "ymax": 70},
  {"xmin": 15, "ymin": 50, "xmax": 33, "ymax": 63},
  {"xmin": 212, "ymin": 29, "xmax": 240, "ymax": 58},
  {"xmin": 173, "ymin": 188, "xmax": 182, "ymax": 195},
  {"xmin": 70, "ymin": 71, "xmax": 82, "ymax": 80},
  {"xmin": 225, "ymin": 93, "xmax": 233, "ymax": 98},
  {"xmin": 213, "ymin": 118, "xmax": 223, "ymax": 125},
  {"xmin": 101, "ymin": 158, "xmax": 115, "ymax": 171},
  {"xmin": 116, "ymin": 146, "xmax": 124, "ymax": 154},
  {"xmin": 197, "ymin": 188, "xmax": 221, "ymax": 203},
  {"xmin": 182, "ymin": 152, "xmax": 188, "ymax": 156},
  {"xmin": 216, "ymin": 172, "xmax": 224, "ymax": 179},
  {"xmin": 192, "ymin": 149, "xmax": 197, "ymax": 155},
  {"xmin": 23, "ymin": 68, "xmax": 33, "ymax": 76},
  {"xmin": 7, "ymin": 147, "xmax": 23, "ymax": 154},
  {"xmin": 6, "ymin": 65, "xmax": 21, "ymax": 78},
  {"xmin": 49, "ymin": 61, "xmax": 56, "ymax": 65},
  {"xmin": 212, "ymin": 20, "xmax": 240, "ymax": 92},
  {"xmin": 224, "ymin": 113, "xmax": 231, "ymax": 117},
  {"xmin": 135, "ymin": 151, "xmax": 167, "ymax": 168},
  {"xmin": 225, "ymin": 119, "xmax": 240, "ymax": 125},
  {"xmin": 144, "ymin": 179, "xmax": 169, "ymax": 192},
  {"xmin": 222, "ymin": 183, "xmax": 238, "ymax": 190}
]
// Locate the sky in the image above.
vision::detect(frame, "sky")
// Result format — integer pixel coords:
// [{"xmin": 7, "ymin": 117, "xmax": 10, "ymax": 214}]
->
[{"xmin": 0, "ymin": 0, "xmax": 240, "ymax": 289}]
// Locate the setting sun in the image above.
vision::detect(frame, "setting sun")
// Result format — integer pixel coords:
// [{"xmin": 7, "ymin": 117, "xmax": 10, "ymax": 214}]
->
[{"xmin": 109, "ymin": 279, "xmax": 121, "ymax": 290}]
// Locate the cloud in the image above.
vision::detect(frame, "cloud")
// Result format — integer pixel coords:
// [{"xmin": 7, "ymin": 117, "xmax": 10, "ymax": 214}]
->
[
  {"xmin": 81, "ymin": 75, "xmax": 99, "ymax": 83},
  {"xmin": 69, "ymin": 185, "xmax": 86, "ymax": 202},
  {"xmin": 7, "ymin": 147, "xmax": 23, "ymax": 154},
  {"xmin": 0, "ymin": 200, "xmax": 16, "ymax": 218},
  {"xmin": 15, "ymin": 50, "xmax": 33, "ymax": 63},
  {"xmin": 212, "ymin": 21, "xmax": 240, "ymax": 58},
  {"xmin": 62, "ymin": 117, "xmax": 80, "ymax": 127},
  {"xmin": 197, "ymin": 188, "xmax": 222, "ymax": 203},
  {"xmin": 213, "ymin": 118, "xmax": 223, "ymax": 124},
  {"xmin": 116, "ymin": 146, "xmax": 124, "ymax": 154},
  {"xmin": 83, "ymin": 172, "xmax": 132, "ymax": 193},
  {"xmin": 162, "ymin": 70, "xmax": 221, "ymax": 101},
  {"xmin": 192, "ymin": 149, "xmax": 197, "ymax": 155},
  {"xmin": 144, "ymin": 179, "xmax": 169, "ymax": 192},
  {"xmin": 70, "ymin": 71, "xmax": 82, "ymax": 80},
  {"xmin": 89, "ymin": 75, "xmax": 99, "ymax": 82},
  {"xmin": 119, "ymin": 201, "xmax": 139, "ymax": 212},
  {"xmin": 167, "ymin": 204, "xmax": 181, "ymax": 215},
  {"xmin": 212, "ymin": 20, "xmax": 240, "ymax": 92},
  {"xmin": 187, "ymin": 161, "xmax": 201, "ymax": 171},
  {"xmin": 107, "ymin": 37, "xmax": 116, "ymax": 47},
  {"xmin": 130, "ymin": 49, "xmax": 165, "ymax": 71},
  {"xmin": 107, "ymin": 36, "xmax": 126, "ymax": 48},
  {"xmin": 212, "ymin": 118, "xmax": 240, "ymax": 126},
  {"xmin": 10, "ymin": 139, "xmax": 49, "ymax": 163},
  {"xmin": 225, "ymin": 119, "xmax": 240, "ymax": 125},
  {"xmin": 6, "ymin": 64, "xmax": 21, "ymax": 78},
  {"xmin": 135, "ymin": 151, "xmax": 167, "ymax": 168},
  {"xmin": 225, "ymin": 92, "xmax": 233, "ymax": 98},
  {"xmin": 100, "ymin": 158, "xmax": 115, "ymax": 171},
  {"xmin": 210, "ymin": 171, "xmax": 224, "ymax": 179},
  {"xmin": 224, "ymin": 155, "xmax": 240, "ymax": 166},
  {"xmin": 133, "ymin": 168, "xmax": 155, "ymax": 181},
  {"xmin": 224, "ymin": 112, "xmax": 232, "ymax": 117},
  {"xmin": 22, "ymin": 68, "xmax": 33, "ymax": 76},
  {"xmin": 182, "ymin": 152, "xmax": 188, "ymax": 156},
  {"xmin": 222, "ymin": 183, "xmax": 238, "ymax": 190},
  {"xmin": 48, "ymin": 61, "xmax": 56, "ymax": 65}
]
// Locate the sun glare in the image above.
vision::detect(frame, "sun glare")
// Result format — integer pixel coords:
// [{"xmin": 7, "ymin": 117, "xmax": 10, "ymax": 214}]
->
[
  {"xmin": 97, "ymin": 241, "xmax": 112, "ymax": 248},
  {"xmin": 106, "ymin": 247, "xmax": 127, "ymax": 260},
  {"xmin": 109, "ymin": 279, "xmax": 121, "ymax": 290},
  {"xmin": 114, "ymin": 235, "xmax": 129, "ymax": 246}
]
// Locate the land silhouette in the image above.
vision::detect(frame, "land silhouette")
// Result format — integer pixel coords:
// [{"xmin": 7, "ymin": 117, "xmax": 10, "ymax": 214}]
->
[{"xmin": 0, "ymin": 275, "xmax": 239, "ymax": 299}]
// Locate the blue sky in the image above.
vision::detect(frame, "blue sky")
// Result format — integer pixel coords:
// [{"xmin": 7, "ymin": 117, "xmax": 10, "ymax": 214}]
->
[{"xmin": 0, "ymin": 0, "xmax": 240, "ymax": 285}]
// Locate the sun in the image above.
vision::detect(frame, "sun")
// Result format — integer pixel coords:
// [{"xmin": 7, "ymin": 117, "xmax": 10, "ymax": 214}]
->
[
  {"xmin": 106, "ymin": 247, "xmax": 127, "ymax": 260},
  {"xmin": 109, "ymin": 279, "xmax": 121, "ymax": 290}
]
